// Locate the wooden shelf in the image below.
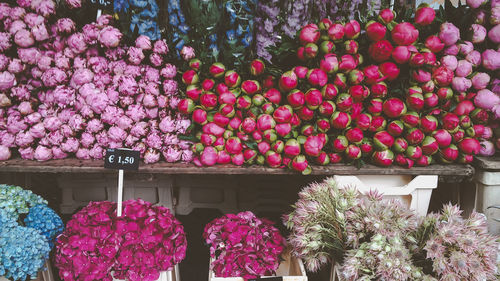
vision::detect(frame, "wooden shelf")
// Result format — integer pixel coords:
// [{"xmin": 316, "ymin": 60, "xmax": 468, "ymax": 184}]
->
[
  {"xmin": 0, "ymin": 158, "xmax": 475, "ymax": 176},
  {"xmin": 474, "ymin": 156, "xmax": 500, "ymax": 171}
]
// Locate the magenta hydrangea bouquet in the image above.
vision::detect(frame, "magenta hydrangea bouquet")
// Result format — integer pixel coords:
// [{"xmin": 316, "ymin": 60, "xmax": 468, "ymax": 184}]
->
[
  {"xmin": 203, "ymin": 211, "xmax": 285, "ymax": 279},
  {"xmin": 54, "ymin": 199, "xmax": 187, "ymax": 281}
]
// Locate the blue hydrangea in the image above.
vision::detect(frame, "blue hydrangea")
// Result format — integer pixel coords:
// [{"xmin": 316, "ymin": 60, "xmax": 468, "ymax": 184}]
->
[
  {"xmin": 0, "ymin": 209, "xmax": 16, "ymax": 231},
  {"xmin": 24, "ymin": 204, "xmax": 64, "ymax": 248},
  {"xmin": 0, "ymin": 185, "xmax": 46, "ymax": 218}
]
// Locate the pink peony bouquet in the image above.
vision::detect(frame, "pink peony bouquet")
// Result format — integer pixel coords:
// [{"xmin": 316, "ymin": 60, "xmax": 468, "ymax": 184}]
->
[
  {"xmin": 203, "ymin": 211, "xmax": 285, "ymax": 279},
  {"xmin": 54, "ymin": 200, "xmax": 187, "ymax": 281}
]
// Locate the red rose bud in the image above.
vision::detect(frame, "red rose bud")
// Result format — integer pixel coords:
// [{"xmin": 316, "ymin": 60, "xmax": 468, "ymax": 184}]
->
[
  {"xmin": 369, "ymin": 40, "xmax": 393, "ymax": 63},
  {"xmin": 453, "ymin": 129, "xmax": 465, "ymax": 143},
  {"xmin": 391, "ymin": 22, "xmax": 419, "ymax": 46},
  {"xmin": 200, "ymin": 133, "xmax": 216, "ymax": 146},
  {"xmin": 351, "ymin": 103, "xmax": 363, "ymax": 120},
  {"xmin": 442, "ymin": 112, "xmax": 459, "ymax": 132},
  {"xmin": 406, "ymin": 128, "xmax": 424, "ymax": 145},
  {"xmin": 262, "ymin": 75, "xmax": 275, "ymax": 89},
  {"xmin": 285, "ymin": 90, "xmax": 304, "ymax": 110},
  {"xmin": 304, "ymin": 43, "xmax": 319, "ymax": 59},
  {"xmin": 265, "ymin": 150, "xmax": 282, "ymax": 167},
  {"xmin": 371, "ymin": 82, "xmax": 388, "ymax": 98},
  {"xmin": 319, "ymin": 85, "xmax": 338, "ymax": 101},
  {"xmin": 405, "ymin": 145, "xmax": 423, "ymax": 160},
  {"xmin": 348, "ymin": 69, "xmax": 364, "ymax": 85},
  {"xmin": 383, "ymin": 98, "xmax": 407, "ymax": 118},
  {"xmin": 225, "ymin": 137, "xmax": 242, "ymax": 154},
  {"xmin": 420, "ymin": 115, "xmax": 438, "ymax": 134},
  {"xmin": 243, "ymin": 149, "xmax": 257, "ymax": 163},
  {"xmin": 415, "ymin": 6, "xmax": 436, "ymax": 26},
  {"xmin": 459, "ymin": 116, "xmax": 471, "ymax": 129},
  {"xmin": 412, "ymin": 69, "xmax": 432, "ymax": 84},
  {"xmin": 290, "ymin": 113, "xmax": 301, "ymax": 128},
  {"xmin": 189, "ymin": 59, "xmax": 201, "ymax": 71},
  {"xmin": 392, "ymin": 46, "xmax": 411, "ymax": 64},
  {"xmin": 182, "ymin": 70, "xmax": 199, "ymax": 85},
  {"xmin": 467, "ymin": 124, "xmax": 485, "ymax": 138},
  {"xmin": 328, "ymin": 153, "xmax": 342, "ymax": 163},
  {"xmin": 276, "ymin": 123, "xmax": 292, "ymax": 137},
  {"xmin": 219, "ymin": 92, "xmax": 237, "ymax": 106},
  {"xmin": 363, "ymin": 65, "xmax": 383, "ymax": 85},
  {"xmin": 372, "ymin": 150, "xmax": 394, "ymax": 166},
  {"xmin": 406, "ymin": 93, "xmax": 425, "ymax": 111},
  {"xmin": 439, "ymin": 144, "xmax": 459, "ymax": 162},
  {"xmin": 241, "ymin": 80, "xmax": 261, "ymax": 95},
  {"xmin": 459, "ymin": 138, "xmax": 481, "ymax": 155},
  {"xmin": 298, "ymin": 106, "xmax": 315, "ymax": 121},
  {"xmin": 262, "ymin": 129, "xmax": 277, "ymax": 143},
  {"xmin": 409, "ymin": 53, "xmax": 425, "ymax": 67},
  {"xmin": 354, "ymin": 54, "xmax": 364, "ymax": 65},
  {"xmin": 345, "ymin": 144, "xmax": 362, "ymax": 160},
  {"xmin": 454, "ymin": 100, "xmax": 475, "ymax": 116},
  {"xmin": 393, "ymin": 138, "xmax": 408, "ymax": 153},
  {"xmin": 433, "ymin": 129, "xmax": 452, "ymax": 148},
  {"xmin": 436, "ymin": 88, "xmax": 453, "ymax": 101},
  {"xmin": 292, "ymin": 66, "xmax": 309, "ymax": 80},
  {"xmin": 214, "ymin": 112, "xmax": 230, "ymax": 127},
  {"xmin": 318, "ymin": 132, "xmax": 329, "ymax": 147},
  {"xmin": 251, "ymin": 95, "xmax": 265, "ymax": 107},
  {"xmin": 346, "ymin": 127, "xmax": 364, "ymax": 143},
  {"xmin": 332, "ymin": 135, "xmax": 349, "ymax": 152},
  {"xmin": 320, "ymin": 54, "xmax": 339, "ymax": 74},
  {"xmin": 291, "ymin": 155, "xmax": 309, "ymax": 172},
  {"xmin": 328, "ymin": 23, "xmax": 345, "ymax": 42},
  {"xmin": 304, "ymin": 135, "xmax": 324, "ymax": 157},
  {"xmin": 258, "ymin": 141, "xmax": 271, "ymax": 155},
  {"xmin": 216, "ymin": 83, "xmax": 230, "ymax": 95},
  {"xmin": 366, "ymin": 21, "xmax": 387, "ymax": 42},
  {"xmin": 201, "ymin": 79, "xmax": 215, "ymax": 91},
  {"xmin": 388, "ymin": 120, "xmax": 404, "ymax": 136},
  {"xmin": 424, "ymin": 92, "xmax": 439, "ymax": 108},
  {"xmin": 422, "ymin": 81, "xmax": 435, "ymax": 93},
  {"xmin": 458, "ymin": 153, "xmax": 474, "ymax": 164},
  {"xmin": 224, "ymin": 130, "xmax": 234, "ymax": 139},
  {"xmin": 262, "ymin": 88, "xmax": 280, "ymax": 105},
  {"xmin": 178, "ymin": 98, "xmax": 195, "ymax": 114},
  {"xmin": 360, "ymin": 138, "xmax": 373, "ymax": 155},
  {"xmin": 416, "ymin": 155, "xmax": 432, "ymax": 166},
  {"xmin": 228, "ymin": 117, "xmax": 242, "ymax": 131},
  {"xmin": 224, "ymin": 70, "xmax": 241, "ymax": 88},
  {"xmin": 470, "ymin": 108, "xmax": 489, "ymax": 124},
  {"xmin": 349, "ymin": 85, "xmax": 370, "ymax": 103},
  {"xmin": 395, "ymin": 154, "xmax": 410, "ymax": 168},
  {"xmin": 422, "ymin": 49, "xmax": 437, "ymax": 65},
  {"xmin": 356, "ymin": 113, "xmax": 372, "ymax": 131},
  {"xmin": 378, "ymin": 9, "xmax": 396, "ymax": 25},
  {"xmin": 334, "ymin": 73, "xmax": 347, "ymax": 90},
  {"xmin": 209, "ymin": 63, "xmax": 226, "ymax": 78},
  {"xmin": 424, "ymin": 35, "xmax": 444, "ymax": 53},
  {"xmin": 402, "ymin": 111, "xmax": 420, "ymax": 128},
  {"xmin": 299, "ymin": 23, "xmax": 320, "ymax": 45},
  {"xmin": 240, "ymin": 117, "xmax": 257, "ymax": 134},
  {"xmin": 379, "ymin": 62, "xmax": 400, "ymax": 81},
  {"xmin": 279, "ymin": 71, "xmax": 298, "ymax": 92},
  {"xmin": 338, "ymin": 55, "xmax": 357, "ymax": 72},
  {"xmin": 307, "ymin": 69, "xmax": 328, "ymax": 88},
  {"xmin": 344, "ymin": 40, "xmax": 359, "ymax": 54},
  {"xmin": 336, "ymin": 93, "xmax": 353, "ymax": 112},
  {"xmin": 250, "ymin": 59, "xmax": 265, "ymax": 76},
  {"xmin": 367, "ymin": 98, "xmax": 383, "ymax": 115},
  {"xmin": 313, "ymin": 118, "xmax": 329, "ymax": 133},
  {"xmin": 320, "ymin": 40, "xmax": 335, "ymax": 54},
  {"xmin": 297, "ymin": 47, "xmax": 306, "ymax": 61},
  {"xmin": 236, "ymin": 95, "xmax": 251, "ymax": 111},
  {"xmin": 216, "ymin": 150, "xmax": 231, "ymax": 164},
  {"xmin": 433, "ymin": 66, "xmax": 454, "ymax": 87},
  {"xmin": 200, "ymin": 146, "xmax": 218, "ymax": 166},
  {"xmin": 319, "ymin": 101, "xmax": 336, "ymax": 117},
  {"xmin": 257, "ymin": 114, "xmax": 276, "ymax": 132},
  {"xmin": 315, "ymin": 151, "xmax": 330, "ymax": 165},
  {"xmin": 301, "ymin": 124, "xmax": 315, "ymax": 136},
  {"xmin": 330, "ymin": 111, "xmax": 352, "ymax": 130},
  {"xmin": 422, "ymin": 136, "xmax": 439, "ymax": 155},
  {"xmin": 186, "ymin": 85, "xmax": 202, "ymax": 101},
  {"xmin": 345, "ymin": 20, "xmax": 361, "ymax": 39},
  {"xmin": 203, "ymin": 122, "xmax": 226, "ymax": 137},
  {"xmin": 273, "ymin": 105, "xmax": 293, "ymax": 123},
  {"xmin": 219, "ymin": 104, "xmax": 235, "ymax": 118},
  {"xmin": 272, "ymin": 140, "xmax": 285, "ymax": 154},
  {"xmin": 373, "ymin": 131, "xmax": 395, "ymax": 150},
  {"xmin": 319, "ymin": 18, "xmax": 333, "ymax": 30},
  {"xmin": 284, "ymin": 139, "xmax": 301, "ymax": 157}
]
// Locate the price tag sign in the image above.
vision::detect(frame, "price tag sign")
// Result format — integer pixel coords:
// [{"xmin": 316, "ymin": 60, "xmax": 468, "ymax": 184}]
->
[
  {"xmin": 89, "ymin": 0, "xmax": 112, "ymax": 8},
  {"xmin": 104, "ymin": 148, "xmax": 140, "ymax": 171},
  {"xmin": 249, "ymin": 278, "xmax": 283, "ymax": 281}
]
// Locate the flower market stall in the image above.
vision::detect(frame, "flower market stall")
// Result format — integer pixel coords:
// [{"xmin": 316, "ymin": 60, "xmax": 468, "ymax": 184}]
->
[{"xmin": 0, "ymin": 0, "xmax": 499, "ymax": 280}]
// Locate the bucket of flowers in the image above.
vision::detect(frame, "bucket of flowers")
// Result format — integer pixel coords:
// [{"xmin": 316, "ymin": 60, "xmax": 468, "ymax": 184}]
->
[
  {"xmin": 0, "ymin": 184, "xmax": 64, "ymax": 281},
  {"xmin": 204, "ymin": 211, "xmax": 307, "ymax": 281},
  {"xmin": 54, "ymin": 199, "xmax": 187, "ymax": 281}
]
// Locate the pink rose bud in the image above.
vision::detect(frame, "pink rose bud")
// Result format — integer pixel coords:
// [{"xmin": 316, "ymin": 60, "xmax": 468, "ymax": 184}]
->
[
  {"xmin": 482, "ymin": 49, "xmax": 500, "ymax": 70},
  {"xmin": 439, "ymin": 22, "xmax": 460, "ymax": 46},
  {"xmin": 455, "ymin": 60, "xmax": 473, "ymax": 77},
  {"xmin": 415, "ymin": 6, "xmax": 435, "ymax": 26},
  {"xmin": 466, "ymin": 50, "xmax": 482, "ymax": 66},
  {"xmin": 467, "ymin": 0, "xmax": 486, "ymax": 8},
  {"xmin": 98, "ymin": 26, "xmax": 122, "ymax": 48},
  {"xmin": 153, "ymin": 39, "xmax": 169, "ymax": 54},
  {"xmin": 471, "ymin": 72, "xmax": 490, "ymax": 90},
  {"xmin": 452, "ymin": 77, "xmax": 472, "ymax": 92},
  {"xmin": 0, "ymin": 145, "xmax": 10, "ymax": 160},
  {"xmin": 489, "ymin": 24, "xmax": 500, "ymax": 43},
  {"xmin": 391, "ymin": 22, "xmax": 419, "ymax": 46},
  {"xmin": 180, "ymin": 46, "xmax": 195, "ymax": 61},
  {"xmin": 471, "ymin": 24, "xmax": 487, "ymax": 43}
]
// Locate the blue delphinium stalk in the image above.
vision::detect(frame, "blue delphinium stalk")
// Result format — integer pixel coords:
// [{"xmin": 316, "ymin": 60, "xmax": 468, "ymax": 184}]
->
[
  {"xmin": 0, "ymin": 226, "xmax": 50, "ymax": 281},
  {"xmin": 255, "ymin": 0, "xmax": 282, "ymax": 62},
  {"xmin": 167, "ymin": 0, "xmax": 190, "ymax": 52},
  {"xmin": 0, "ymin": 185, "xmax": 46, "ymax": 218},
  {"xmin": 24, "ymin": 204, "xmax": 64, "ymax": 248},
  {"xmin": 114, "ymin": 0, "xmax": 161, "ymax": 40}
]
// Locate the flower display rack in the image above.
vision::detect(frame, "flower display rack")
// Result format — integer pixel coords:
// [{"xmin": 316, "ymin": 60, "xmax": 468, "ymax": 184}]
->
[
  {"xmin": 474, "ymin": 156, "xmax": 500, "ymax": 235},
  {"xmin": 208, "ymin": 249, "xmax": 307, "ymax": 281}
]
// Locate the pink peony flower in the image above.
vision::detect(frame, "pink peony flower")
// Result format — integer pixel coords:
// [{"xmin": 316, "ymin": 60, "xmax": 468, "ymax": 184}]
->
[
  {"xmin": 143, "ymin": 148, "xmax": 161, "ymax": 164},
  {"xmin": 466, "ymin": 50, "xmax": 482, "ymax": 66},
  {"xmin": 37, "ymin": 55, "xmax": 53, "ymax": 71},
  {"xmin": 0, "ymin": 54, "xmax": 9, "ymax": 71},
  {"xmin": 163, "ymin": 80, "xmax": 178, "ymax": 96},
  {"xmin": 19, "ymin": 146, "xmax": 34, "ymax": 160},
  {"xmin": 108, "ymin": 126, "xmax": 126, "ymax": 142},
  {"xmin": 23, "ymin": 13, "xmax": 44, "ymax": 27},
  {"xmin": 7, "ymin": 58, "xmax": 24, "ymax": 74},
  {"xmin": 471, "ymin": 72, "xmax": 490, "ymax": 90},
  {"xmin": 52, "ymin": 146, "xmax": 68, "ymax": 159},
  {"xmin": 96, "ymin": 14, "xmax": 113, "ymax": 26},
  {"xmin": 82, "ymin": 23, "xmax": 99, "ymax": 44},
  {"xmin": 0, "ymin": 71, "xmax": 16, "ymax": 91},
  {"xmin": 98, "ymin": 26, "xmax": 122, "ymax": 48},
  {"xmin": 0, "ymin": 32, "xmax": 11, "ymax": 52},
  {"xmin": 135, "ymin": 35, "xmax": 152, "ymax": 50},
  {"xmin": 54, "ymin": 53, "xmax": 70, "ymax": 69},
  {"xmin": 475, "ymin": 89, "xmax": 500, "ymax": 110},
  {"xmin": 96, "ymin": 131, "xmax": 110, "ymax": 147},
  {"xmin": 14, "ymin": 29, "xmax": 34, "ymax": 47},
  {"xmin": 89, "ymin": 144, "xmax": 104, "ymax": 159},
  {"xmin": 61, "ymin": 137, "xmax": 79, "ymax": 153},
  {"xmin": 126, "ymin": 104, "xmax": 146, "ymax": 122},
  {"xmin": 180, "ymin": 46, "xmax": 195, "ymax": 61},
  {"xmin": 9, "ymin": 20, "xmax": 27, "ymax": 35},
  {"xmin": 70, "ymin": 68, "xmax": 94, "ymax": 88},
  {"xmin": 80, "ymin": 132, "xmax": 95, "ymax": 148},
  {"xmin": 163, "ymin": 146, "xmax": 181, "ymax": 163},
  {"xmin": 17, "ymin": 101, "xmax": 33, "ymax": 115},
  {"xmin": 29, "ymin": 123, "xmax": 45, "ymax": 138},
  {"xmin": 118, "ymin": 76, "xmax": 138, "ymax": 96},
  {"xmin": 455, "ymin": 60, "xmax": 473, "ymax": 77},
  {"xmin": 489, "ymin": 24, "xmax": 500, "ymax": 44},
  {"xmin": 153, "ymin": 39, "xmax": 168, "ymax": 55},
  {"xmin": 471, "ymin": 24, "xmax": 487, "ymax": 43},
  {"xmin": 451, "ymin": 77, "xmax": 472, "ymax": 92},
  {"xmin": 67, "ymin": 32, "xmax": 87, "ymax": 54},
  {"xmin": 145, "ymin": 133, "xmax": 162, "ymax": 150},
  {"xmin": 441, "ymin": 55, "xmax": 458, "ymax": 71},
  {"xmin": 0, "ymin": 145, "xmax": 10, "ymax": 160},
  {"xmin": 482, "ymin": 49, "xmax": 500, "ymax": 70},
  {"xmin": 175, "ymin": 119, "xmax": 191, "ymax": 134},
  {"xmin": 65, "ymin": 0, "xmax": 82, "ymax": 9},
  {"xmin": 149, "ymin": 53, "xmax": 163, "ymax": 67},
  {"xmin": 439, "ymin": 22, "xmax": 460, "ymax": 46},
  {"xmin": 10, "ymin": 7, "xmax": 26, "ymax": 20},
  {"xmin": 161, "ymin": 64, "xmax": 177, "ymax": 79},
  {"xmin": 32, "ymin": 0, "xmax": 56, "ymax": 17},
  {"xmin": 25, "ymin": 112, "xmax": 41, "ymax": 124},
  {"xmin": 127, "ymin": 47, "xmax": 145, "ymax": 65},
  {"xmin": 15, "ymin": 131, "xmax": 34, "ymax": 147},
  {"xmin": 181, "ymin": 150, "xmax": 193, "ymax": 162},
  {"xmin": 32, "ymin": 24, "xmax": 49, "ymax": 42},
  {"xmin": 53, "ymin": 85, "xmax": 76, "ymax": 107},
  {"xmin": 42, "ymin": 67, "xmax": 68, "ymax": 87},
  {"xmin": 75, "ymin": 148, "xmax": 91, "ymax": 160},
  {"xmin": 34, "ymin": 145, "xmax": 52, "ymax": 161}
]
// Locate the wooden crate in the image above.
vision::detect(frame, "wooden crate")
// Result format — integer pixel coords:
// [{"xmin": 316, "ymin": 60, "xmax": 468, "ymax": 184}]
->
[
  {"xmin": 113, "ymin": 264, "xmax": 180, "ymax": 281},
  {"xmin": 208, "ymin": 250, "xmax": 307, "ymax": 281},
  {"xmin": 0, "ymin": 260, "xmax": 54, "ymax": 281}
]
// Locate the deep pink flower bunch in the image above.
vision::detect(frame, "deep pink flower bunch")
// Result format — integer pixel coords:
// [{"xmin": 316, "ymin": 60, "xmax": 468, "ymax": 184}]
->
[
  {"xmin": 54, "ymin": 200, "xmax": 187, "ymax": 281},
  {"xmin": 113, "ymin": 199, "xmax": 187, "ymax": 281},
  {"xmin": 203, "ymin": 211, "xmax": 285, "ymax": 279},
  {"xmin": 0, "ymin": 1, "xmax": 192, "ymax": 163}
]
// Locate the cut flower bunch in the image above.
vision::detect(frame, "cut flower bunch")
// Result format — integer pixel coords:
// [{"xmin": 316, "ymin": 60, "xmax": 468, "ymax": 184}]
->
[
  {"xmin": 179, "ymin": 3, "xmax": 499, "ymax": 173},
  {"xmin": 284, "ymin": 177, "xmax": 500, "ymax": 280},
  {"xmin": 0, "ymin": 184, "xmax": 63, "ymax": 281},
  {"xmin": 54, "ymin": 199, "xmax": 187, "ymax": 281}
]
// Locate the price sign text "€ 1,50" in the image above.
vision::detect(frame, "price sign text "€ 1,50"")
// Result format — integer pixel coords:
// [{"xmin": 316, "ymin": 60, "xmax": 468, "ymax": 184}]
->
[{"xmin": 104, "ymin": 148, "xmax": 140, "ymax": 171}]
